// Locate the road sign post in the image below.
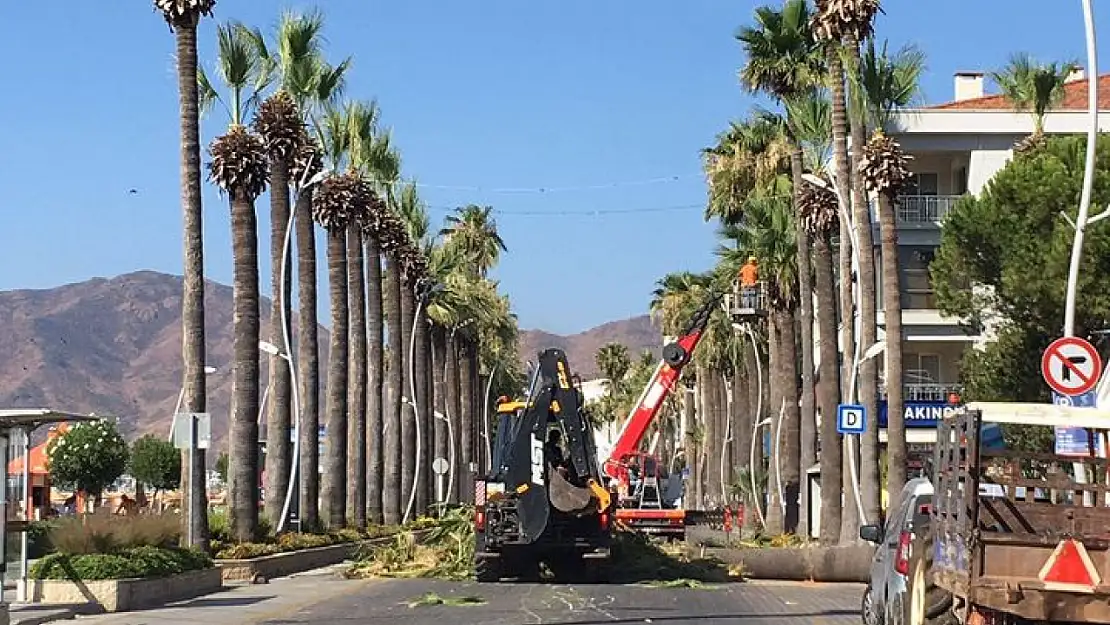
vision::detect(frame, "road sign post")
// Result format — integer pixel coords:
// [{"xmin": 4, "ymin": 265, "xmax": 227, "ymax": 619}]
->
[
  {"xmin": 837, "ymin": 404, "xmax": 866, "ymax": 435},
  {"xmin": 1042, "ymin": 336, "xmax": 1102, "ymax": 397},
  {"xmin": 432, "ymin": 457, "xmax": 449, "ymax": 507}
]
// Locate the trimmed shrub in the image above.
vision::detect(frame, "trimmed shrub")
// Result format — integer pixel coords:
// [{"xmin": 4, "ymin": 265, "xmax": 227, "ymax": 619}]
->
[{"xmin": 31, "ymin": 546, "xmax": 212, "ymax": 581}]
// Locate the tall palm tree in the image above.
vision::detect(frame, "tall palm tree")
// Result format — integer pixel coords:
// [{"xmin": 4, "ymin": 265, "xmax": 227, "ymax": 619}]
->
[
  {"xmin": 208, "ymin": 123, "xmax": 270, "ymax": 541},
  {"xmin": 736, "ymin": 3, "xmax": 824, "ymax": 532},
  {"xmin": 397, "ymin": 183, "xmax": 434, "ymax": 514},
  {"xmin": 812, "ymin": 0, "xmax": 883, "ymax": 532},
  {"xmin": 343, "ymin": 101, "xmax": 380, "ymax": 528},
  {"xmin": 312, "ymin": 105, "xmax": 356, "ymax": 530},
  {"xmin": 855, "ymin": 37, "xmax": 926, "ymax": 503},
  {"xmin": 596, "ymin": 342, "xmax": 632, "ymax": 399},
  {"xmin": 439, "ymin": 205, "xmax": 507, "ymax": 277},
  {"xmin": 199, "ymin": 19, "xmax": 271, "ymax": 542},
  {"xmin": 378, "ymin": 152, "xmax": 407, "ymax": 524},
  {"xmin": 989, "ymin": 52, "xmax": 1077, "ymax": 154},
  {"xmin": 798, "ymin": 174, "xmax": 842, "ymax": 544},
  {"xmin": 154, "ymin": 0, "xmax": 216, "ymax": 551},
  {"xmin": 253, "ymin": 87, "xmax": 301, "ymax": 530},
  {"xmin": 256, "ymin": 8, "xmax": 349, "ymax": 531},
  {"xmin": 357, "ymin": 123, "xmax": 400, "ymax": 526},
  {"xmin": 720, "ymin": 189, "xmax": 800, "ymax": 534}
]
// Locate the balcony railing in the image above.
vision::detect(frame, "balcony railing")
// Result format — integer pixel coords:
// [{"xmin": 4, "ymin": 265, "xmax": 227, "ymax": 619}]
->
[
  {"xmin": 895, "ymin": 195, "xmax": 962, "ymax": 224},
  {"xmin": 879, "ymin": 383, "xmax": 964, "ymax": 402}
]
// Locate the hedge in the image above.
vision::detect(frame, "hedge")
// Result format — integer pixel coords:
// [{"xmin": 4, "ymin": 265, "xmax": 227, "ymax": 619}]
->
[{"xmin": 30, "ymin": 545, "xmax": 213, "ymax": 581}]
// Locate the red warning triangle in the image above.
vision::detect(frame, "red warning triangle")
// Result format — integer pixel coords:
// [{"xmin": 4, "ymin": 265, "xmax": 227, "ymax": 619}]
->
[{"xmin": 1039, "ymin": 539, "xmax": 1101, "ymax": 590}]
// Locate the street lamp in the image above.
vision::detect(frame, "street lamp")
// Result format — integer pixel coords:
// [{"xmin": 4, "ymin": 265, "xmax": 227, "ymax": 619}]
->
[{"xmin": 260, "ymin": 339, "xmax": 301, "ymax": 533}]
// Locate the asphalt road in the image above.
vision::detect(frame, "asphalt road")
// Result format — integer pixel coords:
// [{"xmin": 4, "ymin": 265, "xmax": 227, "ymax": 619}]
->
[{"xmin": 260, "ymin": 578, "xmax": 863, "ymax": 625}]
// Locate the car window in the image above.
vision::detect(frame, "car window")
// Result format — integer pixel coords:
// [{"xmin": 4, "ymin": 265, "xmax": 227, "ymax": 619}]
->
[{"xmin": 883, "ymin": 494, "xmax": 912, "ymax": 546}]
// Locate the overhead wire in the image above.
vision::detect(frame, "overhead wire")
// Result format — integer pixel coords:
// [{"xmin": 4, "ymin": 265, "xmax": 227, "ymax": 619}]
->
[{"xmin": 361, "ymin": 172, "xmax": 704, "ymax": 194}]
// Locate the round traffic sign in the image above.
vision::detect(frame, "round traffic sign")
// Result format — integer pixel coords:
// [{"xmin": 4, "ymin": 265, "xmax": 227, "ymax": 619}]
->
[
  {"xmin": 432, "ymin": 457, "xmax": 449, "ymax": 475},
  {"xmin": 1042, "ymin": 336, "xmax": 1102, "ymax": 396}
]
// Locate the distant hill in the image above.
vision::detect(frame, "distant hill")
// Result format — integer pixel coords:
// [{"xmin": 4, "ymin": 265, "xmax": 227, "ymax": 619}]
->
[
  {"xmin": 0, "ymin": 270, "xmax": 657, "ymax": 452},
  {"xmin": 518, "ymin": 315, "xmax": 663, "ymax": 378},
  {"xmin": 0, "ymin": 270, "xmax": 326, "ymax": 451}
]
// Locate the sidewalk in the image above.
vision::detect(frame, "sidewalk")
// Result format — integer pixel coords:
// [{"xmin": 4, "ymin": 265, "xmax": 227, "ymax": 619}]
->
[{"xmin": 11, "ymin": 564, "xmax": 370, "ymax": 625}]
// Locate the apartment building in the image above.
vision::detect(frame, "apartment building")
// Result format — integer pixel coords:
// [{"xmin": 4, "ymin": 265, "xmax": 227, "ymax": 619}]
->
[{"xmin": 876, "ymin": 70, "xmax": 1110, "ymax": 440}]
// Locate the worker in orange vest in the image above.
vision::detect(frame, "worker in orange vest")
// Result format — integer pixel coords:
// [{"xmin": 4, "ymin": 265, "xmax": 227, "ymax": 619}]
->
[{"xmin": 738, "ymin": 256, "xmax": 759, "ymax": 307}]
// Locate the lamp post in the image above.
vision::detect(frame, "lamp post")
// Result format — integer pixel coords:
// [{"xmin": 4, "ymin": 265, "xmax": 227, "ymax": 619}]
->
[{"xmin": 260, "ymin": 340, "xmax": 300, "ymax": 533}]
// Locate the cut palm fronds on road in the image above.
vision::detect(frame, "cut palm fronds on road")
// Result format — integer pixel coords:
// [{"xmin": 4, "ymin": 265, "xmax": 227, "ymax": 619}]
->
[
  {"xmin": 406, "ymin": 592, "xmax": 486, "ymax": 608},
  {"xmin": 347, "ymin": 506, "xmax": 474, "ymax": 581},
  {"xmin": 638, "ymin": 578, "xmax": 718, "ymax": 589},
  {"xmin": 610, "ymin": 529, "xmax": 744, "ymax": 584}
]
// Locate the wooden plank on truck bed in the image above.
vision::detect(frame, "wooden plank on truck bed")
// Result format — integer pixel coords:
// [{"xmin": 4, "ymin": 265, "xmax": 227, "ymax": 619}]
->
[{"xmin": 966, "ymin": 401, "xmax": 1110, "ymax": 429}]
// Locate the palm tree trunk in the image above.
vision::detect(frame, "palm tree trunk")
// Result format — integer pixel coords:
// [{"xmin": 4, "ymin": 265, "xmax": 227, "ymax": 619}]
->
[
  {"xmin": 321, "ymin": 229, "xmax": 349, "ymax": 529},
  {"xmin": 423, "ymin": 319, "xmax": 436, "ymax": 506},
  {"xmin": 777, "ymin": 308, "xmax": 801, "ymax": 534},
  {"xmin": 446, "ymin": 331, "xmax": 462, "ymax": 504},
  {"xmin": 697, "ymin": 367, "xmax": 716, "ymax": 507},
  {"xmin": 295, "ymin": 190, "xmax": 320, "ymax": 533},
  {"xmin": 431, "ymin": 326, "xmax": 448, "ymax": 502},
  {"xmin": 764, "ymin": 318, "xmax": 783, "ymax": 535},
  {"xmin": 681, "ymin": 383, "xmax": 696, "ymax": 511},
  {"xmin": 878, "ymin": 192, "xmax": 906, "ymax": 500},
  {"xmin": 382, "ymin": 257, "xmax": 404, "ymax": 524},
  {"xmin": 365, "ymin": 235, "xmax": 384, "ymax": 525},
  {"xmin": 399, "ymin": 277, "xmax": 416, "ymax": 516},
  {"xmin": 827, "ymin": 41, "xmax": 860, "ymax": 543},
  {"xmin": 790, "ymin": 147, "xmax": 816, "ymax": 538},
  {"xmin": 814, "ymin": 229, "xmax": 843, "ymax": 545},
  {"xmin": 265, "ymin": 159, "xmax": 293, "ymax": 529},
  {"xmin": 469, "ymin": 346, "xmax": 483, "ymax": 472},
  {"xmin": 175, "ymin": 16, "xmax": 209, "ymax": 551},
  {"xmin": 413, "ymin": 304, "xmax": 431, "ymax": 515},
  {"xmin": 458, "ymin": 337, "xmax": 476, "ymax": 504},
  {"xmin": 846, "ymin": 34, "xmax": 882, "ymax": 525},
  {"xmin": 229, "ymin": 191, "xmax": 261, "ymax": 542},
  {"xmin": 346, "ymin": 224, "xmax": 367, "ymax": 528}
]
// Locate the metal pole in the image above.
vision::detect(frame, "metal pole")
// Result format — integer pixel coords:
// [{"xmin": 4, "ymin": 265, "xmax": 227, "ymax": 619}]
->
[
  {"xmin": 1064, "ymin": 0, "xmax": 1100, "ymax": 338},
  {"xmin": 482, "ymin": 363, "xmax": 497, "ymax": 472},
  {"xmin": 403, "ymin": 297, "xmax": 427, "ymax": 524},
  {"xmin": 187, "ymin": 413, "xmax": 197, "ymax": 547},
  {"xmin": 0, "ymin": 431, "xmax": 10, "ymax": 625},
  {"xmin": 19, "ymin": 428, "xmax": 29, "ymax": 603},
  {"xmin": 168, "ymin": 388, "xmax": 184, "ymax": 440}
]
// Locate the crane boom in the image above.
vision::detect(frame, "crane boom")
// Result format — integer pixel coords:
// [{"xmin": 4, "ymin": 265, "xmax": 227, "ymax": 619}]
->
[{"xmin": 602, "ymin": 292, "xmax": 721, "ymax": 481}]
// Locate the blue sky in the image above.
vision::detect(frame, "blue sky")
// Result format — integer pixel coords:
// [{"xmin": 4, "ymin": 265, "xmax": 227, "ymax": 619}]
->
[{"xmin": 2, "ymin": 1, "xmax": 1107, "ymax": 334}]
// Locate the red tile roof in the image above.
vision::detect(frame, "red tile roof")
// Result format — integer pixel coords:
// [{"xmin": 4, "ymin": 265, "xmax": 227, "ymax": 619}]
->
[{"xmin": 928, "ymin": 74, "xmax": 1110, "ymax": 111}]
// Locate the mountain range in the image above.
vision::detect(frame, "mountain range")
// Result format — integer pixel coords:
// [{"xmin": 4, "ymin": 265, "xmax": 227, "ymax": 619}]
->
[{"xmin": 0, "ymin": 271, "xmax": 660, "ymax": 451}]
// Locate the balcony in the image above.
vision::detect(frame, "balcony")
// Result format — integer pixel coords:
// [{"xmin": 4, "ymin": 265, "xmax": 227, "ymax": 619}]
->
[
  {"xmin": 895, "ymin": 195, "xmax": 962, "ymax": 225},
  {"xmin": 879, "ymin": 383, "xmax": 964, "ymax": 402}
]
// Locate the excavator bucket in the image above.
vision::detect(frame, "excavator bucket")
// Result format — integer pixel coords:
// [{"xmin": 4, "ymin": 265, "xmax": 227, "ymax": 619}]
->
[{"xmin": 548, "ymin": 465, "xmax": 595, "ymax": 513}]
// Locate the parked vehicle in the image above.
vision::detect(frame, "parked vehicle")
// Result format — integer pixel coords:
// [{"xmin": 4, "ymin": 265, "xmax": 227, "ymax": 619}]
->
[{"xmin": 860, "ymin": 477, "xmax": 935, "ymax": 625}]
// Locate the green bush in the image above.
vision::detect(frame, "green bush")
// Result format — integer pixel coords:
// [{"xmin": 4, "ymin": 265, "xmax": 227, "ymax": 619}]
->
[
  {"xmin": 213, "ymin": 525, "xmax": 400, "ymax": 560},
  {"xmin": 27, "ymin": 520, "xmax": 59, "ymax": 559},
  {"xmin": 30, "ymin": 546, "xmax": 212, "ymax": 581}
]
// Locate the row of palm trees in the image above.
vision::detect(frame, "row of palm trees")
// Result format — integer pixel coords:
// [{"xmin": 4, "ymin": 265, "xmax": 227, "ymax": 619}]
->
[
  {"xmin": 643, "ymin": 0, "xmax": 922, "ymax": 544},
  {"xmin": 156, "ymin": 2, "xmax": 521, "ymax": 547},
  {"xmin": 649, "ymin": 1, "xmax": 1084, "ymax": 544}
]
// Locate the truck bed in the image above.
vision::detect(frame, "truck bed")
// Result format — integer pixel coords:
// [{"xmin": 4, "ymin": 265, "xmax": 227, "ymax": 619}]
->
[{"xmin": 932, "ymin": 404, "xmax": 1110, "ymax": 623}]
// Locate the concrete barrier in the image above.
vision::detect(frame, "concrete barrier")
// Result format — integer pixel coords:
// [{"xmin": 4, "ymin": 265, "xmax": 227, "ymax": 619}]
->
[
  {"xmin": 216, "ymin": 530, "xmax": 430, "ymax": 583},
  {"xmin": 705, "ymin": 544, "xmax": 874, "ymax": 582},
  {"xmin": 26, "ymin": 567, "xmax": 223, "ymax": 612}
]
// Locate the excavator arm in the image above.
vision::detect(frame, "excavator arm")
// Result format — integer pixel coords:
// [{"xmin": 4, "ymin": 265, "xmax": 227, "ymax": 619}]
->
[{"xmin": 602, "ymin": 292, "xmax": 722, "ymax": 483}]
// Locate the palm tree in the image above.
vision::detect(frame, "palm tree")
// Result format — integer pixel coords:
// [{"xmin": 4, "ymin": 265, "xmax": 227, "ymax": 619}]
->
[
  {"xmin": 378, "ymin": 153, "xmax": 407, "ymax": 524},
  {"xmin": 855, "ymin": 37, "xmax": 926, "ymax": 505},
  {"xmin": 342, "ymin": 101, "xmax": 380, "ymax": 529},
  {"xmin": 439, "ymin": 205, "xmax": 507, "ymax": 277},
  {"xmin": 720, "ymin": 190, "xmax": 800, "ymax": 534},
  {"xmin": 199, "ymin": 19, "xmax": 272, "ymax": 542},
  {"xmin": 812, "ymin": 0, "xmax": 884, "ymax": 532},
  {"xmin": 397, "ymin": 183, "xmax": 434, "ymax": 514},
  {"xmin": 312, "ymin": 105, "xmax": 357, "ymax": 530},
  {"xmin": 989, "ymin": 52, "xmax": 1077, "ymax": 154},
  {"xmin": 736, "ymin": 0, "xmax": 825, "ymax": 534},
  {"xmin": 153, "ymin": 0, "xmax": 216, "ymax": 551},
  {"xmin": 208, "ymin": 124, "xmax": 270, "ymax": 541},
  {"xmin": 798, "ymin": 174, "xmax": 842, "ymax": 544},
  {"xmin": 255, "ymin": 8, "xmax": 349, "ymax": 531},
  {"xmin": 357, "ymin": 122, "xmax": 400, "ymax": 526},
  {"xmin": 596, "ymin": 342, "xmax": 632, "ymax": 400}
]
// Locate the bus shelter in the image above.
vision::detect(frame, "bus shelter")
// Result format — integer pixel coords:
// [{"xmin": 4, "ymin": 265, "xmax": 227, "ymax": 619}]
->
[{"xmin": 0, "ymin": 409, "xmax": 102, "ymax": 624}]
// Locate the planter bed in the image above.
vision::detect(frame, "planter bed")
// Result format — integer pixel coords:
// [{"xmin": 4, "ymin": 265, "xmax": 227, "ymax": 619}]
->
[
  {"xmin": 26, "ymin": 567, "xmax": 223, "ymax": 612},
  {"xmin": 704, "ymin": 544, "xmax": 874, "ymax": 582},
  {"xmin": 216, "ymin": 529, "xmax": 431, "ymax": 583}
]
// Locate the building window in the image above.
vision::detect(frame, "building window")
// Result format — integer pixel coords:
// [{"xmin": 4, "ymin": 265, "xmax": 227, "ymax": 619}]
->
[
  {"xmin": 906, "ymin": 172, "xmax": 939, "ymax": 197},
  {"xmin": 905, "ymin": 353, "xmax": 941, "ymax": 384},
  {"xmin": 954, "ymin": 167, "xmax": 968, "ymax": 195},
  {"xmin": 900, "ymin": 246, "xmax": 937, "ymax": 309}
]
